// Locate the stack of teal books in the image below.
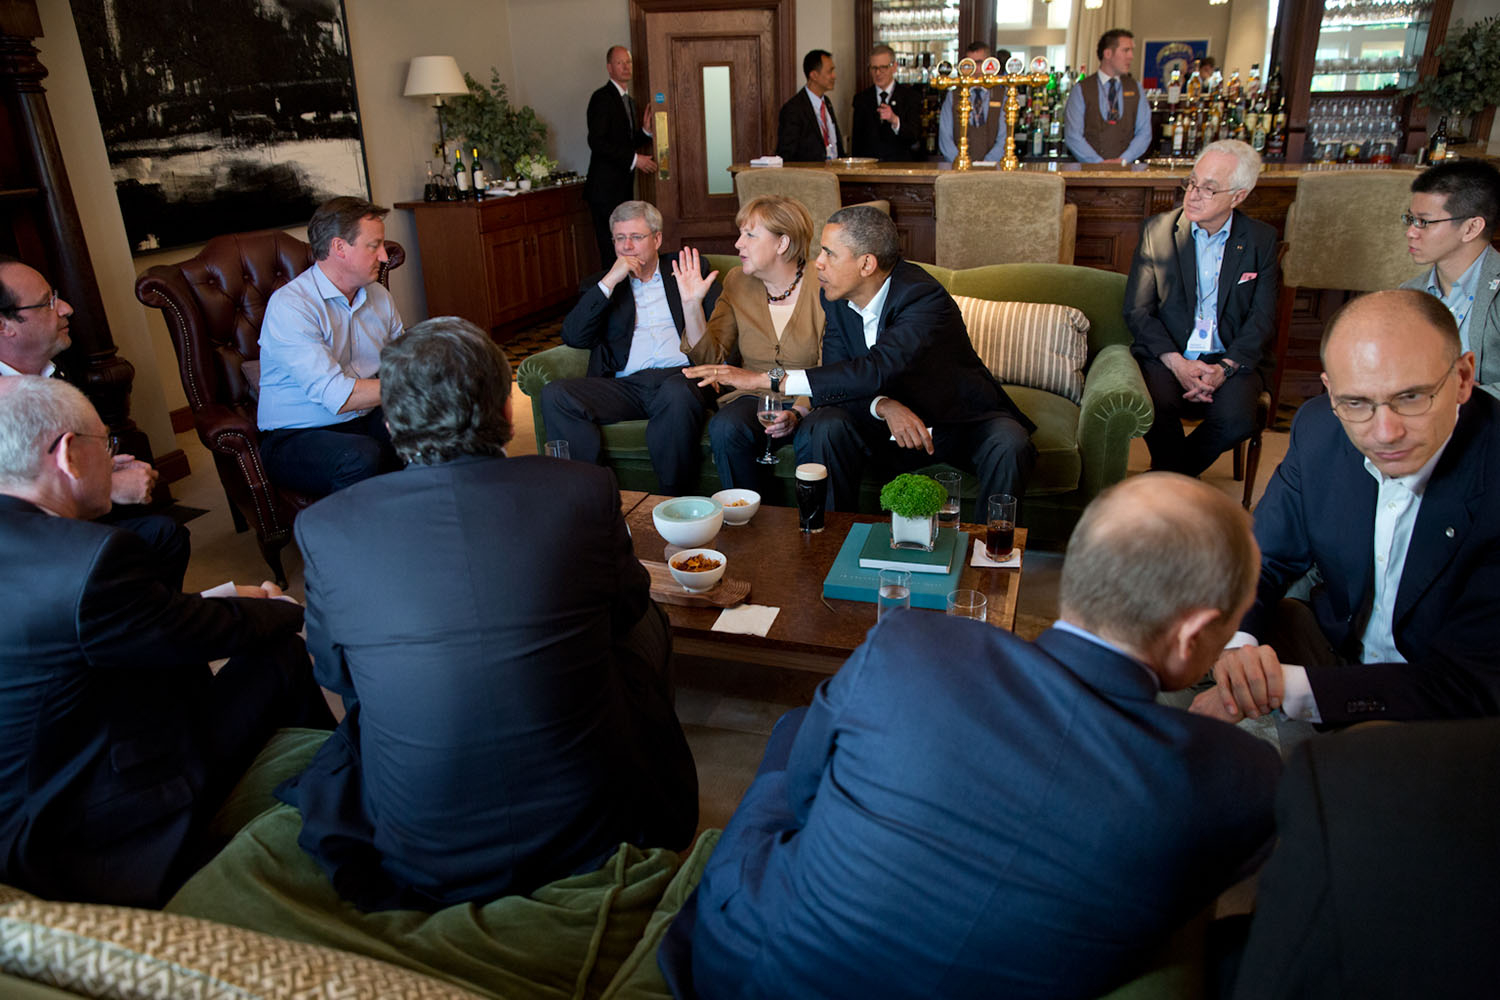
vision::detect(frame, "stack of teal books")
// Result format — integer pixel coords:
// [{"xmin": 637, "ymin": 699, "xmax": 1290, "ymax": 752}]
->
[{"xmin": 822, "ymin": 522, "xmax": 969, "ymax": 611}]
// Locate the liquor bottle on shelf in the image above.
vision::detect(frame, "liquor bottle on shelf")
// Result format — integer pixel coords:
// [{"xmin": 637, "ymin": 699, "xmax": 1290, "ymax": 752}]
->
[
  {"xmin": 1059, "ymin": 66, "xmax": 1073, "ymax": 97},
  {"xmin": 1246, "ymin": 64, "xmax": 1261, "ymax": 99},
  {"xmin": 1032, "ymin": 110, "xmax": 1046, "ymax": 158},
  {"xmin": 1226, "ymin": 69, "xmax": 1242, "ymax": 101},
  {"xmin": 1172, "ymin": 108, "xmax": 1187, "ymax": 155},
  {"xmin": 1186, "ymin": 65, "xmax": 1202, "ymax": 101},
  {"xmin": 1428, "ymin": 116, "xmax": 1450, "ymax": 162},
  {"xmin": 470, "ymin": 148, "xmax": 487, "ymax": 197},
  {"xmin": 453, "ymin": 148, "xmax": 471, "ymax": 199},
  {"xmin": 1047, "ymin": 112, "xmax": 1063, "ymax": 158},
  {"xmin": 1167, "ymin": 68, "xmax": 1182, "ymax": 107},
  {"xmin": 1160, "ymin": 105, "xmax": 1177, "ymax": 157},
  {"xmin": 1265, "ymin": 64, "xmax": 1283, "ymax": 114},
  {"xmin": 1250, "ymin": 93, "xmax": 1268, "ymax": 153}
]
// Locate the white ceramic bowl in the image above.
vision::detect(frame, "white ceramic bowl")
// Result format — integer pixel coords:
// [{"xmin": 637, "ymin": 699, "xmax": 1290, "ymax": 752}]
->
[
  {"xmin": 711, "ymin": 489, "xmax": 761, "ymax": 526},
  {"xmin": 668, "ymin": 548, "xmax": 727, "ymax": 592},
  {"xmin": 652, "ymin": 496, "xmax": 723, "ymax": 547}
]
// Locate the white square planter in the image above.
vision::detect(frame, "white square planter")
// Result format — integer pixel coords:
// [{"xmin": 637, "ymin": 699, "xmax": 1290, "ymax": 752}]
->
[{"xmin": 890, "ymin": 512, "xmax": 938, "ymax": 551}]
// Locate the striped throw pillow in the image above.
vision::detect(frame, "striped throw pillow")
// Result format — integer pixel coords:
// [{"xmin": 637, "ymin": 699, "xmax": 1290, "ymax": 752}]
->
[{"xmin": 953, "ymin": 297, "xmax": 1089, "ymax": 404}]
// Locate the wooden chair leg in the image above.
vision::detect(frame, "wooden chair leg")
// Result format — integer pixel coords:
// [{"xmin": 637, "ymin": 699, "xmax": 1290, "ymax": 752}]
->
[
  {"xmin": 1232, "ymin": 441, "xmax": 1245, "ymax": 481},
  {"xmin": 1242, "ymin": 432, "xmax": 1263, "ymax": 510}
]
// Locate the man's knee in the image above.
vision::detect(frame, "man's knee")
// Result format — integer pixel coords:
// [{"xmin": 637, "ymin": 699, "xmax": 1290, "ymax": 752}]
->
[
  {"xmin": 797, "ymin": 409, "xmax": 860, "ymax": 452},
  {"xmin": 709, "ymin": 408, "xmax": 756, "ymax": 450},
  {"xmin": 327, "ymin": 436, "xmax": 387, "ymax": 491},
  {"xmin": 650, "ymin": 373, "xmax": 711, "ymax": 418},
  {"xmin": 541, "ymin": 378, "xmax": 583, "ymax": 420}
]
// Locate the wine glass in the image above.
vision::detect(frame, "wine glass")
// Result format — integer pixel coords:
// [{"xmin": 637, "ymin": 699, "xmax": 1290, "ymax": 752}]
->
[{"xmin": 756, "ymin": 392, "xmax": 784, "ymax": 466}]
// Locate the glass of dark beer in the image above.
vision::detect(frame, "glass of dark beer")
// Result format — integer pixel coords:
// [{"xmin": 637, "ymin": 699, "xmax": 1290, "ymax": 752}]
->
[
  {"xmin": 795, "ymin": 463, "xmax": 828, "ymax": 533},
  {"xmin": 986, "ymin": 493, "xmax": 1017, "ymax": 561}
]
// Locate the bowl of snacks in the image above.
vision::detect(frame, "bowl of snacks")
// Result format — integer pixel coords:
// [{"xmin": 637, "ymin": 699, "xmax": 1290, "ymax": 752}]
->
[
  {"xmin": 711, "ymin": 488, "xmax": 761, "ymax": 526},
  {"xmin": 668, "ymin": 548, "xmax": 727, "ymax": 592},
  {"xmin": 652, "ymin": 496, "xmax": 723, "ymax": 547}
]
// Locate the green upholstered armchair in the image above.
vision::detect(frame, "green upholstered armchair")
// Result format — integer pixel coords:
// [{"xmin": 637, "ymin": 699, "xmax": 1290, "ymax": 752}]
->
[{"xmin": 515, "ymin": 258, "xmax": 1152, "ymax": 544}]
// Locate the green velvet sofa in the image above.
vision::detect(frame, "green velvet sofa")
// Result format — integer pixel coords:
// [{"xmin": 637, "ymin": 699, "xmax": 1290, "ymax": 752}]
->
[{"xmin": 515, "ymin": 258, "xmax": 1153, "ymax": 544}]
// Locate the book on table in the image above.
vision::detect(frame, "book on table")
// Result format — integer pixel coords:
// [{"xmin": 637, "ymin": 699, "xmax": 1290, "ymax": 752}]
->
[
  {"xmin": 857, "ymin": 522, "xmax": 960, "ymax": 574},
  {"xmin": 824, "ymin": 522, "xmax": 970, "ymax": 611}
]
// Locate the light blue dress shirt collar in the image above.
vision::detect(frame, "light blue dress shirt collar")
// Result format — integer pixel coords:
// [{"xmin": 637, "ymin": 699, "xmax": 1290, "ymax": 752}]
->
[{"xmin": 1425, "ymin": 245, "xmax": 1491, "ymax": 352}]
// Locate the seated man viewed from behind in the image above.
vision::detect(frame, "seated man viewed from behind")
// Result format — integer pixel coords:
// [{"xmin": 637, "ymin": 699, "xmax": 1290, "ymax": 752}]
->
[
  {"xmin": 662, "ymin": 472, "xmax": 1280, "ymax": 999},
  {"xmin": 1193, "ymin": 289, "xmax": 1500, "ymax": 727},
  {"xmin": 256, "ymin": 196, "xmax": 403, "ymax": 499},
  {"xmin": 281, "ymin": 317, "xmax": 699, "ymax": 912},
  {"xmin": 1398, "ymin": 158, "xmax": 1500, "ymax": 397},
  {"xmin": 0, "ymin": 376, "xmax": 333, "ymax": 908},
  {"xmin": 687, "ymin": 205, "xmax": 1034, "ymax": 521},
  {"xmin": 540, "ymin": 200, "xmax": 720, "ymax": 495},
  {"xmin": 1125, "ymin": 140, "xmax": 1280, "ymax": 477}
]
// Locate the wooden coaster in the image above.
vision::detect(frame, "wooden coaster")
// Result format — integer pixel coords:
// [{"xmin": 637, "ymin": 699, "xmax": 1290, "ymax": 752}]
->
[{"xmin": 643, "ymin": 560, "xmax": 751, "ymax": 608}]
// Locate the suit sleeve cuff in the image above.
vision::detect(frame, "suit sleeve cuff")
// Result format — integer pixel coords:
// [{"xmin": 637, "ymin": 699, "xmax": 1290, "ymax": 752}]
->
[
  {"xmin": 1278, "ymin": 664, "xmax": 1321, "ymax": 723},
  {"xmin": 784, "ymin": 370, "xmax": 811, "ymax": 397}
]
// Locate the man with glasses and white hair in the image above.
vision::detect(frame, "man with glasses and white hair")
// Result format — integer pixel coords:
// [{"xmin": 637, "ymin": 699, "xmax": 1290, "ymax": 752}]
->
[
  {"xmin": 1191, "ymin": 290, "xmax": 1500, "ymax": 727},
  {"xmin": 540, "ymin": 200, "xmax": 720, "ymax": 494},
  {"xmin": 0, "ymin": 376, "xmax": 333, "ymax": 907},
  {"xmin": 1125, "ymin": 139, "xmax": 1280, "ymax": 476},
  {"xmin": 1398, "ymin": 159, "xmax": 1500, "ymax": 398},
  {"xmin": 0, "ymin": 255, "xmax": 187, "ymax": 584}
]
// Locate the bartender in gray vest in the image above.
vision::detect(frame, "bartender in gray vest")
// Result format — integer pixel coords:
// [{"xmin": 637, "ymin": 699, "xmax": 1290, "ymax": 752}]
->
[
  {"xmin": 937, "ymin": 42, "xmax": 1009, "ymax": 164},
  {"xmin": 1064, "ymin": 29, "xmax": 1153, "ymax": 164}
]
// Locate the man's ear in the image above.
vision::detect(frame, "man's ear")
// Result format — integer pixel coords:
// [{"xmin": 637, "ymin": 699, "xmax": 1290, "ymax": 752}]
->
[
  {"xmin": 859, "ymin": 253, "xmax": 879, "ymax": 278},
  {"xmin": 50, "ymin": 432, "xmax": 83, "ymax": 483},
  {"xmin": 503, "ymin": 394, "xmax": 514, "ymax": 423},
  {"xmin": 1162, "ymin": 606, "xmax": 1223, "ymax": 688}
]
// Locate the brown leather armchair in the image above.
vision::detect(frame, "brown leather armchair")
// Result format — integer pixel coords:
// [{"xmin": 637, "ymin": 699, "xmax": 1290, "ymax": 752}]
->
[{"xmin": 135, "ymin": 229, "xmax": 405, "ymax": 584}]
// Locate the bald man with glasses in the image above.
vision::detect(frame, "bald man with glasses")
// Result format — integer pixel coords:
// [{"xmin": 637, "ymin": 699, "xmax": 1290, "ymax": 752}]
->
[
  {"xmin": 1125, "ymin": 140, "xmax": 1280, "ymax": 476},
  {"xmin": 1191, "ymin": 289, "xmax": 1500, "ymax": 728}
]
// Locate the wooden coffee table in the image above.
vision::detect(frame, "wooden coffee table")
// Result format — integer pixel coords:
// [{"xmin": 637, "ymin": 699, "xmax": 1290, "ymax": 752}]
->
[{"xmin": 628, "ymin": 496, "xmax": 1026, "ymax": 674}]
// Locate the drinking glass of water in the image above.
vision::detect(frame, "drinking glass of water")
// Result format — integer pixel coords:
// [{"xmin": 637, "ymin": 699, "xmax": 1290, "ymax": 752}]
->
[
  {"xmin": 877, "ymin": 570, "xmax": 912, "ymax": 621},
  {"xmin": 935, "ymin": 471, "xmax": 962, "ymax": 526}
]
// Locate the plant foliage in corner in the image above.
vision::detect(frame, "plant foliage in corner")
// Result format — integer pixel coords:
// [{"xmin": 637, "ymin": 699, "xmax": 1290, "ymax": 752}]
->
[
  {"xmin": 1405, "ymin": 16, "xmax": 1500, "ymax": 120},
  {"xmin": 879, "ymin": 473, "xmax": 948, "ymax": 519},
  {"xmin": 444, "ymin": 69, "xmax": 548, "ymax": 176}
]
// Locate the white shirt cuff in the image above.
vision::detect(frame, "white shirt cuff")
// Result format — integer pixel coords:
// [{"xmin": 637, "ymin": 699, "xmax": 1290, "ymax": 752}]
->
[
  {"xmin": 869, "ymin": 395, "xmax": 889, "ymax": 418},
  {"xmin": 1278, "ymin": 664, "xmax": 1321, "ymax": 723},
  {"xmin": 630, "ymin": 153, "xmax": 639, "ymax": 171},
  {"xmin": 596, "ymin": 280, "xmax": 613, "ymax": 297},
  {"xmin": 784, "ymin": 370, "xmax": 811, "ymax": 397},
  {"xmin": 1225, "ymin": 630, "xmax": 1258, "ymax": 649}
]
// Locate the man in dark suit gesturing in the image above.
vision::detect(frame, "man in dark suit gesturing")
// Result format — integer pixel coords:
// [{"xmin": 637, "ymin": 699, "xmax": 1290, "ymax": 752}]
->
[
  {"xmin": 776, "ymin": 50, "xmax": 843, "ymax": 162},
  {"xmin": 661, "ymin": 473, "xmax": 1280, "ymax": 999},
  {"xmin": 1193, "ymin": 290, "xmax": 1500, "ymax": 727},
  {"xmin": 1126, "ymin": 140, "xmax": 1280, "ymax": 476},
  {"xmin": 540, "ymin": 201, "xmax": 720, "ymax": 495},
  {"xmin": 585, "ymin": 46, "xmax": 656, "ymax": 265},
  {"xmin": 0, "ymin": 376, "xmax": 332, "ymax": 907},
  {"xmin": 851, "ymin": 44, "xmax": 924, "ymax": 161}
]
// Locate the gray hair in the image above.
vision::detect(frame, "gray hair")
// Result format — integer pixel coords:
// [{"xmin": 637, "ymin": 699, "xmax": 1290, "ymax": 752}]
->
[
  {"xmin": 0, "ymin": 376, "xmax": 97, "ymax": 488},
  {"xmin": 609, "ymin": 200, "xmax": 663, "ymax": 233},
  {"xmin": 1198, "ymin": 140, "xmax": 1261, "ymax": 193},
  {"xmin": 379, "ymin": 317, "xmax": 513, "ymax": 465},
  {"xmin": 871, "ymin": 43, "xmax": 896, "ymax": 61},
  {"xmin": 826, "ymin": 205, "xmax": 901, "ymax": 271},
  {"xmin": 1059, "ymin": 473, "xmax": 1258, "ymax": 651}
]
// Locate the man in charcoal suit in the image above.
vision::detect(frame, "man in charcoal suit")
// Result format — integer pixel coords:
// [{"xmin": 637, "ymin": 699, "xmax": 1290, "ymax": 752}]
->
[
  {"xmin": 851, "ymin": 44, "xmax": 925, "ymax": 162},
  {"xmin": 776, "ymin": 50, "xmax": 844, "ymax": 161},
  {"xmin": 585, "ymin": 45, "xmax": 657, "ymax": 265}
]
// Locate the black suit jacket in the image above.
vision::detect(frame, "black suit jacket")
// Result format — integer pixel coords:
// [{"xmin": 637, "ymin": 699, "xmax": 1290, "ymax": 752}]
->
[
  {"xmin": 808, "ymin": 260, "xmax": 1034, "ymax": 431},
  {"xmin": 851, "ymin": 84, "xmax": 925, "ymax": 161},
  {"xmin": 283, "ymin": 455, "xmax": 698, "ymax": 909},
  {"xmin": 1124, "ymin": 208, "xmax": 1280, "ymax": 381},
  {"xmin": 776, "ymin": 88, "xmax": 843, "ymax": 161},
  {"xmin": 0, "ymin": 495, "xmax": 304, "ymax": 906},
  {"xmin": 584, "ymin": 81, "xmax": 650, "ymax": 211},
  {"xmin": 560, "ymin": 253, "xmax": 721, "ymax": 378},
  {"xmin": 1233, "ymin": 719, "xmax": 1500, "ymax": 998},
  {"xmin": 1247, "ymin": 391, "xmax": 1500, "ymax": 723}
]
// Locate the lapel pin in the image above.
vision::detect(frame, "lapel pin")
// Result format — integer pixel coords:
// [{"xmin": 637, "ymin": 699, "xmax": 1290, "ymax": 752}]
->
[
  {"xmin": 1490, "ymin": 278, "xmax": 1499, "ymax": 292},
  {"xmin": 1446, "ymin": 527, "xmax": 1456, "ymax": 538}
]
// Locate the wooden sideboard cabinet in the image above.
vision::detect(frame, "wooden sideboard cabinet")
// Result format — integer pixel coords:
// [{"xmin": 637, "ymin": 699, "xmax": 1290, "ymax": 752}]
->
[{"xmin": 397, "ymin": 183, "xmax": 597, "ymax": 339}]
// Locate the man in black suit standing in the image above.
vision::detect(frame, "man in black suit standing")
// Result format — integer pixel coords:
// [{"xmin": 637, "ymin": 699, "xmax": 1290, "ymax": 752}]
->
[
  {"xmin": 540, "ymin": 201, "xmax": 720, "ymax": 495},
  {"xmin": 0, "ymin": 376, "xmax": 332, "ymax": 907},
  {"xmin": 776, "ymin": 50, "xmax": 843, "ymax": 162},
  {"xmin": 585, "ymin": 45, "xmax": 656, "ymax": 265},
  {"xmin": 851, "ymin": 44, "xmax": 925, "ymax": 162},
  {"xmin": 685, "ymin": 206, "xmax": 1034, "ymax": 520},
  {"xmin": 1125, "ymin": 139, "xmax": 1280, "ymax": 476}
]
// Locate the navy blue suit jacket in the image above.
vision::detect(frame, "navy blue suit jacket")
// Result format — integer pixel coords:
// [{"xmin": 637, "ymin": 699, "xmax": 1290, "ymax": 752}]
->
[
  {"xmin": 561, "ymin": 253, "xmax": 721, "ymax": 378},
  {"xmin": 809, "ymin": 260, "xmax": 1034, "ymax": 431},
  {"xmin": 1248, "ymin": 391, "xmax": 1500, "ymax": 723},
  {"xmin": 686, "ymin": 617, "xmax": 1280, "ymax": 999},
  {"xmin": 282, "ymin": 455, "xmax": 698, "ymax": 910},
  {"xmin": 0, "ymin": 495, "xmax": 304, "ymax": 906}
]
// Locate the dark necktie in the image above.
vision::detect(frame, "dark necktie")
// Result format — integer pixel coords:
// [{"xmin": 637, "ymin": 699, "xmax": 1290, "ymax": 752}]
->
[
  {"xmin": 623, "ymin": 91, "xmax": 636, "ymax": 127},
  {"xmin": 971, "ymin": 89, "xmax": 985, "ymax": 126},
  {"xmin": 1107, "ymin": 78, "xmax": 1120, "ymax": 121},
  {"xmin": 880, "ymin": 90, "xmax": 890, "ymax": 105}
]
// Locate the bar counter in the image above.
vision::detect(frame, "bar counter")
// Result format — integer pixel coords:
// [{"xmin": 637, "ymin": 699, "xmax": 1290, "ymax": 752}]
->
[{"xmin": 731, "ymin": 160, "xmax": 1401, "ymax": 273}]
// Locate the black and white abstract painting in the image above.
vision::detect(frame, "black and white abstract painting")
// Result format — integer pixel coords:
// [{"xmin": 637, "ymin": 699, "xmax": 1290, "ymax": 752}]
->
[{"xmin": 71, "ymin": 0, "xmax": 370, "ymax": 252}]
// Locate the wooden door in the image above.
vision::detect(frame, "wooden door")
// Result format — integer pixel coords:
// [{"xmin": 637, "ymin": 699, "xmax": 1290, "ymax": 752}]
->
[{"xmin": 632, "ymin": 0, "xmax": 794, "ymax": 251}]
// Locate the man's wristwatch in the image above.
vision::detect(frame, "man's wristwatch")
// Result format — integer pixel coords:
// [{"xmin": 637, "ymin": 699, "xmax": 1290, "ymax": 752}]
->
[
  {"xmin": 768, "ymin": 366, "xmax": 786, "ymax": 394},
  {"xmin": 1218, "ymin": 359, "xmax": 1236, "ymax": 378}
]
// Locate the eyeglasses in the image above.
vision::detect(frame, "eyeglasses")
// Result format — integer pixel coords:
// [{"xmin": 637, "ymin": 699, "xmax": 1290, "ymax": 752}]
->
[
  {"xmin": 1401, "ymin": 212, "xmax": 1465, "ymax": 230},
  {"xmin": 1181, "ymin": 178, "xmax": 1241, "ymax": 199},
  {"xmin": 46, "ymin": 431, "xmax": 119, "ymax": 457},
  {"xmin": 869, "ymin": 62, "xmax": 894, "ymax": 72},
  {"xmin": 1330, "ymin": 358, "xmax": 1458, "ymax": 423},
  {"xmin": 7, "ymin": 288, "xmax": 58, "ymax": 314},
  {"xmin": 611, "ymin": 232, "xmax": 656, "ymax": 246}
]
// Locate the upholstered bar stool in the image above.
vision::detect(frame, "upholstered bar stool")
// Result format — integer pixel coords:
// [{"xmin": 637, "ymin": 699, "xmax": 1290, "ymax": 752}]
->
[
  {"xmin": 734, "ymin": 167, "xmax": 889, "ymax": 241},
  {"xmin": 933, "ymin": 171, "xmax": 1077, "ymax": 269}
]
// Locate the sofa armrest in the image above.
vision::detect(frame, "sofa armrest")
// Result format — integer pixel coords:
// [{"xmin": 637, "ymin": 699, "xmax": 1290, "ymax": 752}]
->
[
  {"xmin": 1075, "ymin": 343, "xmax": 1153, "ymax": 499},
  {"xmin": 516, "ymin": 345, "xmax": 591, "ymax": 453}
]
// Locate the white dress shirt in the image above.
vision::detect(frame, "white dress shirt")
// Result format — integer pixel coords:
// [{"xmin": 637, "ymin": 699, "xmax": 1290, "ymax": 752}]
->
[
  {"xmin": 783, "ymin": 274, "xmax": 893, "ymax": 412},
  {"xmin": 0, "ymin": 358, "xmax": 56, "ymax": 378}
]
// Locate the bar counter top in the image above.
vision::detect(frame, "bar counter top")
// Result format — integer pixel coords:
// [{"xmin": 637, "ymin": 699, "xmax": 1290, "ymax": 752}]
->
[{"xmin": 729, "ymin": 159, "xmax": 1412, "ymax": 185}]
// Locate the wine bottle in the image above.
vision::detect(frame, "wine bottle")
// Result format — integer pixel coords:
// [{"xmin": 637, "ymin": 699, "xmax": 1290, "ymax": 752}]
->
[
  {"xmin": 453, "ymin": 148, "xmax": 470, "ymax": 198},
  {"xmin": 1428, "ymin": 116, "xmax": 1449, "ymax": 162},
  {"xmin": 470, "ymin": 148, "xmax": 487, "ymax": 194}
]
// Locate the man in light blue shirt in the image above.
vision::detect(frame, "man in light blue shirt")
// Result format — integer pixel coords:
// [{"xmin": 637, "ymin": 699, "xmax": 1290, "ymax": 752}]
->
[
  {"xmin": 1398, "ymin": 159, "xmax": 1500, "ymax": 398},
  {"xmin": 1064, "ymin": 29, "xmax": 1152, "ymax": 164},
  {"xmin": 937, "ymin": 43, "xmax": 1008, "ymax": 164},
  {"xmin": 257, "ymin": 197, "xmax": 403, "ymax": 498}
]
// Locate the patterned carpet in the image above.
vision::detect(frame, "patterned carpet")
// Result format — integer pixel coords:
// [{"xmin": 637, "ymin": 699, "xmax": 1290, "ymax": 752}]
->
[{"xmin": 502, "ymin": 318, "xmax": 565, "ymax": 363}]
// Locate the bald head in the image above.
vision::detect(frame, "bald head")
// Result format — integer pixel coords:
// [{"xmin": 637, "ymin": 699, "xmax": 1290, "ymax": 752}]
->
[
  {"xmin": 1060, "ymin": 473, "xmax": 1258, "ymax": 674},
  {"xmin": 1321, "ymin": 289, "xmax": 1460, "ymax": 368}
]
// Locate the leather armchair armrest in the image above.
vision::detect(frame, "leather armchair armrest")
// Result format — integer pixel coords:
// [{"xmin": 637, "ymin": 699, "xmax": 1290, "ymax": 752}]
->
[
  {"xmin": 1075, "ymin": 343, "xmax": 1154, "ymax": 499},
  {"xmin": 517, "ymin": 346, "xmax": 591, "ymax": 452}
]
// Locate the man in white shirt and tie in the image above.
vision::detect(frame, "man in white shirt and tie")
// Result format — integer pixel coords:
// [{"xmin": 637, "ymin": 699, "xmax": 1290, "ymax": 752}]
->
[
  {"xmin": 1193, "ymin": 290, "xmax": 1500, "ymax": 727},
  {"xmin": 1064, "ymin": 29, "xmax": 1153, "ymax": 164},
  {"xmin": 776, "ymin": 50, "xmax": 843, "ymax": 161},
  {"xmin": 937, "ymin": 42, "xmax": 1007, "ymax": 164}
]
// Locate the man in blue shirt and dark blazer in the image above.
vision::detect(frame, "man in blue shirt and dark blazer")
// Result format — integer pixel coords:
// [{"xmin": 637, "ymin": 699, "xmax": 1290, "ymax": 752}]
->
[
  {"xmin": 659, "ymin": 472, "xmax": 1280, "ymax": 999},
  {"xmin": 1125, "ymin": 140, "xmax": 1280, "ymax": 476}
]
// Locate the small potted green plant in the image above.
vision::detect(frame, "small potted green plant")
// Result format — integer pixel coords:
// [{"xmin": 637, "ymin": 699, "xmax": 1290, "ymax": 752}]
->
[
  {"xmin": 444, "ymin": 68, "xmax": 548, "ymax": 178},
  {"xmin": 1405, "ymin": 16, "xmax": 1500, "ymax": 145},
  {"xmin": 514, "ymin": 153, "xmax": 557, "ymax": 190},
  {"xmin": 879, "ymin": 473, "xmax": 947, "ymax": 551}
]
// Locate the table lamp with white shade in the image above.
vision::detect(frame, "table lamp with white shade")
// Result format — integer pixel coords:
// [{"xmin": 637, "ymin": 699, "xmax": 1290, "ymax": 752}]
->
[{"xmin": 404, "ymin": 55, "xmax": 469, "ymax": 158}]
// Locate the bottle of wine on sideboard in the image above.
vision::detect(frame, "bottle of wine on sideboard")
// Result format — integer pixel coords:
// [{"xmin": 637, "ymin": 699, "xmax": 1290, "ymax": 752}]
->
[
  {"xmin": 470, "ymin": 148, "xmax": 487, "ymax": 197},
  {"xmin": 453, "ymin": 148, "xmax": 471, "ymax": 199}
]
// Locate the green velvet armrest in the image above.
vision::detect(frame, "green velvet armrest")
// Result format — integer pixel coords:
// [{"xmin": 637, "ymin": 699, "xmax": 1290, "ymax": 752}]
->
[
  {"xmin": 515, "ymin": 345, "xmax": 591, "ymax": 453},
  {"xmin": 1075, "ymin": 343, "xmax": 1154, "ymax": 500}
]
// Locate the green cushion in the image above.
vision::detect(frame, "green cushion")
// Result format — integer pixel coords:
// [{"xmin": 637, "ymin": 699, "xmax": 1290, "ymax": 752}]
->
[
  {"xmin": 1006, "ymin": 385, "xmax": 1082, "ymax": 496},
  {"xmin": 207, "ymin": 726, "xmax": 331, "ymax": 839}
]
